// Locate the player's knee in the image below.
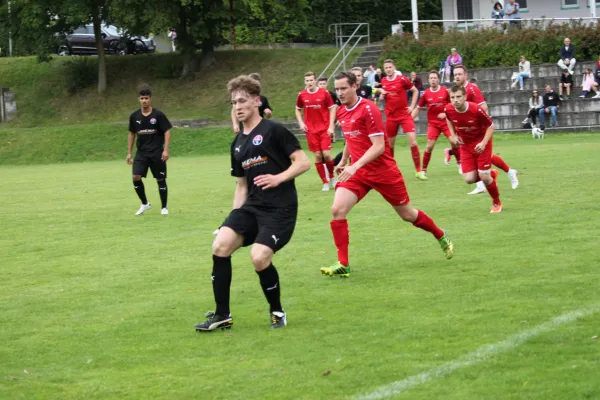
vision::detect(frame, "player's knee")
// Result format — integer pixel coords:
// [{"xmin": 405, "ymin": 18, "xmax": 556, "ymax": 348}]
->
[
  {"xmin": 133, "ymin": 175, "xmax": 142, "ymax": 181},
  {"xmin": 314, "ymin": 153, "xmax": 323, "ymax": 163},
  {"xmin": 212, "ymin": 238, "xmax": 235, "ymax": 257},
  {"xmin": 156, "ymin": 178, "xmax": 165, "ymax": 183},
  {"xmin": 331, "ymin": 203, "xmax": 350, "ymax": 219},
  {"xmin": 464, "ymin": 175, "xmax": 477, "ymax": 184},
  {"xmin": 250, "ymin": 247, "xmax": 272, "ymax": 270}
]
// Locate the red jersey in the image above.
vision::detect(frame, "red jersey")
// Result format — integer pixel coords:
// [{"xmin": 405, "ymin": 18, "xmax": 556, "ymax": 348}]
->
[
  {"xmin": 337, "ymin": 97, "xmax": 396, "ymax": 173},
  {"xmin": 417, "ymin": 86, "xmax": 451, "ymax": 127},
  {"xmin": 296, "ymin": 87, "xmax": 334, "ymax": 133},
  {"xmin": 380, "ymin": 73, "xmax": 414, "ymax": 120},
  {"xmin": 444, "ymin": 102, "xmax": 493, "ymax": 144},
  {"xmin": 464, "ymin": 82, "xmax": 486, "ymax": 105}
]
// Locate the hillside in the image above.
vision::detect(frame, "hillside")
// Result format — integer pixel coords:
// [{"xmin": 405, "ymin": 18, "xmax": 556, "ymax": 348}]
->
[{"xmin": 0, "ymin": 48, "xmax": 346, "ymax": 128}]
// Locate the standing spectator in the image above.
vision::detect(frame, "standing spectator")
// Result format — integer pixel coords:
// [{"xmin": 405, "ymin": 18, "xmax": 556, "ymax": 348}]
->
[
  {"xmin": 444, "ymin": 48, "xmax": 463, "ymax": 83},
  {"xmin": 408, "ymin": 71, "xmax": 424, "ymax": 105},
  {"xmin": 539, "ymin": 85, "xmax": 561, "ymax": 128},
  {"xmin": 524, "ymin": 89, "xmax": 543, "ymax": 126},
  {"xmin": 511, "ymin": 56, "xmax": 531, "ymax": 90},
  {"xmin": 374, "ymin": 68, "xmax": 383, "ymax": 88},
  {"xmin": 558, "ymin": 70, "xmax": 572, "ymax": 100},
  {"xmin": 557, "ymin": 38, "xmax": 576, "ymax": 75},
  {"xmin": 167, "ymin": 28, "xmax": 177, "ymax": 52},
  {"xmin": 491, "ymin": 2, "xmax": 505, "ymax": 31},
  {"xmin": 579, "ymin": 67, "xmax": 600, "ymax": 98},
  {"xmin": 505, "ymin": 0, "xmax": 521, "ymax": 29},
  {"xmin": 366, "ymin": 65, "xmax": 377, "ymax": 87}
]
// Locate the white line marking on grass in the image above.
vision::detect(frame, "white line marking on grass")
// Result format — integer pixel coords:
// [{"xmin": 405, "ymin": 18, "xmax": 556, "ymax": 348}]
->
[{"xmin": 353, "ymin": 305, "xmax": 600, "ymax": 400}]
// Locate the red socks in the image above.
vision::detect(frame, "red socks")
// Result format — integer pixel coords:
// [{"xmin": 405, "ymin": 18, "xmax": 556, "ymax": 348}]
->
[
  {"xmin": 325, "ymin": 161, "xmax": 335, "ymax": 181},
  {"xmin": 412, "ymin": 210, "xmax": 444, "ymax": 240},
  {"xmin": 452, "ymin": 145, "xmax": 461, "ymax": 164},
  {"xmin": 480, "ymin": 170, "xmax": 501, "ymax": 204},
  {"xmin": 315, "ymin": 163, "xmax": 328, "ymax": 184},
  {"xmin": 422, "ymin": 151, "xmax": 432, "ymax": 171},
  {"xmin": 330, "ymin": 219, "xmax": 350, "ymax": 266},
  {"xmin": 491, "ymin": 154, "xmax": 509, "ymax": 173},
  {"xmin": 410, "ymin": 145, "xmax": 421, "ymax": 172}
]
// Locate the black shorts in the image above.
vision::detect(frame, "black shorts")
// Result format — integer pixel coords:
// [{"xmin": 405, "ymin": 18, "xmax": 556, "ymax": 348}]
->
[
  {"xmin": 133, "ymin": 150, "xmax": 167, "ymax": 179},
  {"xmin": 221, "ymin": 205, "xmax": 297, "ymax": 252}
]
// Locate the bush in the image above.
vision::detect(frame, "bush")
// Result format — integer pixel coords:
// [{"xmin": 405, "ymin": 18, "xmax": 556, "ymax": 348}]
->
[
  {"xmin": 381, "ymin": 21, "xmax": 600, "ymax": 72},
  {"xmin": 62, "ymin": 57, "xmax": 98, "ymax": 94}
]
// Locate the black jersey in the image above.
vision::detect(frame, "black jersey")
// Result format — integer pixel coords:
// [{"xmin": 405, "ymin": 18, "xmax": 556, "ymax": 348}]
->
[
  {"xmin": 258, "ymin": 95, "xmax": 272, "ymax": 118},
  {"xmin": 328, "ymin": 90, "xmax": 342, "ymax": 106},
  {"xmin": 356, "ymin": 85, "xmax": 373, "ymax": 100},
  {"xmin": 231, "ymin": 119, "xmax": 302, "ymax": 208},
  {"xmin": 129, "ymin": 108, "xmax": 173, "ymax": 153}
]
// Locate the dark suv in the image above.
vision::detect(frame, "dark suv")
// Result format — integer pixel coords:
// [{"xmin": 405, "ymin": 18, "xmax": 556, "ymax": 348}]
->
[{"xmin": 58, "ymin": 24, "xmax": 156, "ymax": 56}]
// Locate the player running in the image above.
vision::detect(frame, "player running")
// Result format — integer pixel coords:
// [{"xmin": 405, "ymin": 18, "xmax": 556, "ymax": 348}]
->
[
  {"xmin": 453, "ymin": 65, "xmax": 519, "ymax": 194},
  {"xmin": 296, "ymin": 72, "xmax": 337, "ymax": 191},
  {"xmin": 374, "ymin": 59, "xmax": 425, "ymax": 180},
  {"xmin": 411, "ymin": 70, "xmax": 460, "ymax": 177},
  {"xmin": 445, "ymin": 85, "xmax": 503, "ymax": 213},
  {"xmin": 320, "ymin": 72, "xmax": 454, "ymax": 278}
]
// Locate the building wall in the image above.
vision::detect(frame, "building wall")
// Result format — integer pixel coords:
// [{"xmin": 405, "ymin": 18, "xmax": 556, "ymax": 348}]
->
[{"xmin": 442, "ymin": 0, "xmax": 598, "ymax": 24}]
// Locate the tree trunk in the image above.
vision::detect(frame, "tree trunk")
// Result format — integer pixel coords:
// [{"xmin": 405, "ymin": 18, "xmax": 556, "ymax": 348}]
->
[
  {"xmin": 199, "ymin": 37, "xmax": 216, "ymax": 69},
  {"xmin": 92, "ymin": 8, "xmax": 107, "ymax": 94}
]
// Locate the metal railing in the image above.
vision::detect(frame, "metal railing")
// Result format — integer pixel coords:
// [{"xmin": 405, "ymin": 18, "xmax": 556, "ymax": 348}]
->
[
  {"xmin": 396, "ymin": 17, "xmax": 599, "ymax": 37},
  {"xmin": 319, "ymin": 23, "xmax": 370, "ymax": 83}
]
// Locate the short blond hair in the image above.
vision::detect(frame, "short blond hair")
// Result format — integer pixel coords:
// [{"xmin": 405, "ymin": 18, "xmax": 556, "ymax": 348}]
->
[
  {"xmin": 227, "ymin": 75, "xmax": 261, "ymax": 97},
  {"xmin": 351, "ymin": 67, "xmax": 362, "ymax": 74},
  {"xmin": 304, "ymin": 71, "xmax": 316, "ymax": 78}
]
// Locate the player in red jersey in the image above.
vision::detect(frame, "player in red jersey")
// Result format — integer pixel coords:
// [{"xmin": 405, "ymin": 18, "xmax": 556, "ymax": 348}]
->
[
  {"xmin": 453, "ymin": 65, "xmax": 519, "ymax": 194},
  {"xmin": 374, "ymin": 59, "xmax": 426, "ymax": 180},
  {"xmin": 411, "ymin": 70, "xmax": 460, "ymax": 177},
  {"xmin": 319, "ymin": 71, "xmax": 454, "ymax": 278},
  {"xmin": 445, "ymin": 85, "xmax": 503, "ymax": 213},
  {"xmin": 296, "ymin": 71, "xmax": 337, "ymax": 191}
]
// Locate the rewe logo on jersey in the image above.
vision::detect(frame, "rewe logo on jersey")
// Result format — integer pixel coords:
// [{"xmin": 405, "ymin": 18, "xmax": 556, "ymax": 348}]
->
[{"xmin": 252, "ymin": 135, "xmax": 263, "ymax": 145}]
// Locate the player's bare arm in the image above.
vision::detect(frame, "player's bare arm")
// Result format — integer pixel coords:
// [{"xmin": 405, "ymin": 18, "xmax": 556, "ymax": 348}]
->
[
  {"xmin": 231, "ymin": 107, "xmax": 240, "ymax": 133},
  {"xmin": 254, "ymin": 149, "xmax": 310, "ymax": 190},
  {"xmin": 337, "ymin": 135, "xmax": 385, "ymax": 183},
  {"xmin": 437, "ymin": 112, "xmax": 447, "ymax": 120},
  {"xmin": 295, "ymin": 109, "xmax": 308, "ymax": 132},
  {"xmin": 475, "ymin": 125, "xmax": 494, "ymax": 153},
  {"xmin": 408, "ymin": 86, "xmax": 419, "ymax": 113},
  {"xmin": 335, "ymin": 144, "xmax": 350, "ymax": 174},
  {"xmin": 411, "ymin": 106, "xmax": 421, "ymax": 119},
  {"xmin": 480, "ymin": 102, "xmax": 489, "ymax": 115},
  {"xmin": 126, "ymin": 131, "xmax": 135, "ymax": 164},
  {"xmin": 232, "ymin": 176, "xmax": 248, "ymax": 209},
  {"xmin": 162, "ymin": 130, "xmax": 171, "ymax": 161},
  {"xmin": 328, "ymin": 106, "xmax": 336, "ymax": 137}
]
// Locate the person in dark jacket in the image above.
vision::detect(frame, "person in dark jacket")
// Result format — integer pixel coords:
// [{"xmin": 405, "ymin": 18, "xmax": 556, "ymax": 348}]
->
[
  {"xmin": 539, "ymin": 85, "xmax": 561, "ymax": 127},
  {"xmin": 558, "ymin": 37, "xmax": 576, "ymax": 75}
]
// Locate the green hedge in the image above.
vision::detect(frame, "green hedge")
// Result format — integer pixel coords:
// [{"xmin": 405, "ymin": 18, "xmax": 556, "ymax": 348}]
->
[{"xmin": 381, "ymin": 21, "xmax": 600, "ymax": 73}]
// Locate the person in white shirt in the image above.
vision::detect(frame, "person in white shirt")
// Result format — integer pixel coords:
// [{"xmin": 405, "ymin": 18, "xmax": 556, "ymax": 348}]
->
[{"xmin": 511, "ymin": 56, "xmax": 531, "ymax": 90}]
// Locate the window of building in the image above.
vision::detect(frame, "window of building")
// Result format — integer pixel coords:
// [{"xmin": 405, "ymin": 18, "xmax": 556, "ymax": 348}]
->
[
  {"xmin": 456, "ymin": 0, "xmax": 473, "ymax": 20},
  {"xmin": 562, "ymin": 0, "xmax": 579, "ymax": 7}
]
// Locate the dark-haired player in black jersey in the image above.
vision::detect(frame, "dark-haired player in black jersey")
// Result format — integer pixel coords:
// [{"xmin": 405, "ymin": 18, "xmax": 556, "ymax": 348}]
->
[
  {"xmin": 195, "ymin": 75, "xmax": 310, "ymax": 332},
  {"xmin": 126, "ymin": 86, "xmax": 173, "ymax": 216}
]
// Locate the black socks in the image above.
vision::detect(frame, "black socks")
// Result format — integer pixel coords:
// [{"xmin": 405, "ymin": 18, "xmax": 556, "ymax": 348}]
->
[
  {"xmin": 212, "ymin": 255, "xmax": 232, "ymax": 316},
  {"xmin": 257, "ymin": 264, "xmax": 282, "ymax": 313},
  {"xmin": 133, "ymin": 180, "xmax": 148, "ymax": 204}
]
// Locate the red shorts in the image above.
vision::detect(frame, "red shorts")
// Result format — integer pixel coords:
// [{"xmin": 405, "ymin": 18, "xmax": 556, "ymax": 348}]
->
[
  {"xmin": 427, "ymin": 121, "xmax": 451, "ymax": 141},
  {"xmin": 306, "ymin": 130, "xmax": 332, "ymax": 153},
  {"xmin": 336, "ymin": 167, "xmax": 410, "ymax": 206},
  {"xmin": 385, "ymin": 114, "xmax": 416, "ymax": 138},
  {"xmin": 460, "ymin": 140, "xmax": 493, "ymax": 174}
]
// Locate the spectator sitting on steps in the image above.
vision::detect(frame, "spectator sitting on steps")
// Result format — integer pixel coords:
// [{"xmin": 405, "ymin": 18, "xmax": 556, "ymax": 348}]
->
[
  {"xmin": 559, "ymin": 70, "xmax": 572, "ymax": 100},
  {"xmin": 579, "ymin": 67, "xmax": 600, "ymax": 98},
  {"xmin": 523, "ymin": 89, "xmax": 543, "ymax": 126},
  {"xmin": 444, "ymin": 48, "xmax": 462, "ymax": 83},
  {"xmin": 558, "ymin": 37, "xmax": 576, "ymax": 75},
  {"xmin": 511, "ymin": 55, "xmax": 531, "ymax": 90},
  {"xmin": 540, "ymin": 85, "xmax": 561, "ymax": 128}
]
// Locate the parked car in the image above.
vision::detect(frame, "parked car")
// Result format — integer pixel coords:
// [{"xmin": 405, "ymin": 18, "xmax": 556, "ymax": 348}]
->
[{"xmin": 57, "ymin": 24, "xmax": 156, "ymax": 56}]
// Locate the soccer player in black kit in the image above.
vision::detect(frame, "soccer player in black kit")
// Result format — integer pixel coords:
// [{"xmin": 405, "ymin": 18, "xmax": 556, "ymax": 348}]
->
[
  {"xmin": 195, "ymin": 76, "xmax": 310, "ymax": 332},
  {"xmin": 126, "ymin": 86, "xmax": 173, "ymax": 215}
]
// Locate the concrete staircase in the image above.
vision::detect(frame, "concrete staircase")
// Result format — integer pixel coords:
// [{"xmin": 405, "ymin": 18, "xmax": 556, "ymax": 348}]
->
[
  {"xmin": 415, "ymin": 61, "xmax": 600, "ymax": 133},
  {"xmin": 351, "ymin": 42, "xmax": 384, "ymax": 69}
]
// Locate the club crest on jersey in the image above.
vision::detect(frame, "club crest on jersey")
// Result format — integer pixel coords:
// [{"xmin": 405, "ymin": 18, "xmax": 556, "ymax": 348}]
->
[
  {"xmin": 253, "ymin": 135, "xmax": 263, "ymax": 145},
  {"xmin": 150, "ymin": 118, "xmax": 157, "ymax": 124}
]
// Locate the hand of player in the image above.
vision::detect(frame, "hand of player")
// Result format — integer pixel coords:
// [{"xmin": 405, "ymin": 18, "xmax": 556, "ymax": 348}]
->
[
  {"xmin": 335, "ymin": 120, "xmax": 341, "ymax": 127},
  {"xmin": 328, "ymin": 126, "xmax": 335, "ymax": 137},
  {"xmin": 233, "ymin": 124, "xmax": 240, "ymax": 133},
  {"xmin": 254, "ymin": 174, "xmax": 283, "ymax": 190},
  {"xmin": 474, "ymin": 141, "xmax": 487, "ymax": 153},
  {"xmin": 126, "ymin": 153, "xmax": 133, "ymax": 165},
  {"xmin": 264, "ymin": 108, "xmax": 272, "ymax": 118},
  {"xmin": 337, "ymin": 164, "xmax": 358, "ymax": 183},
  {"xmin": 407, "ymin": 106, "xmax": 414, "ymax": 114},
  {"xmin": 437, "ymin": 112, "xmax": 446, "ymax": 120},
  {"xmin": 299, "ymin": 122, "xmax": 309, "ymax": 133},
  {"xmin": 449, "ymin": 136, "xmax": 463, "ymax": 146},
  {"xmin": 162, "ymin": 150, "xmax": 169, "ymax": 161}
]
